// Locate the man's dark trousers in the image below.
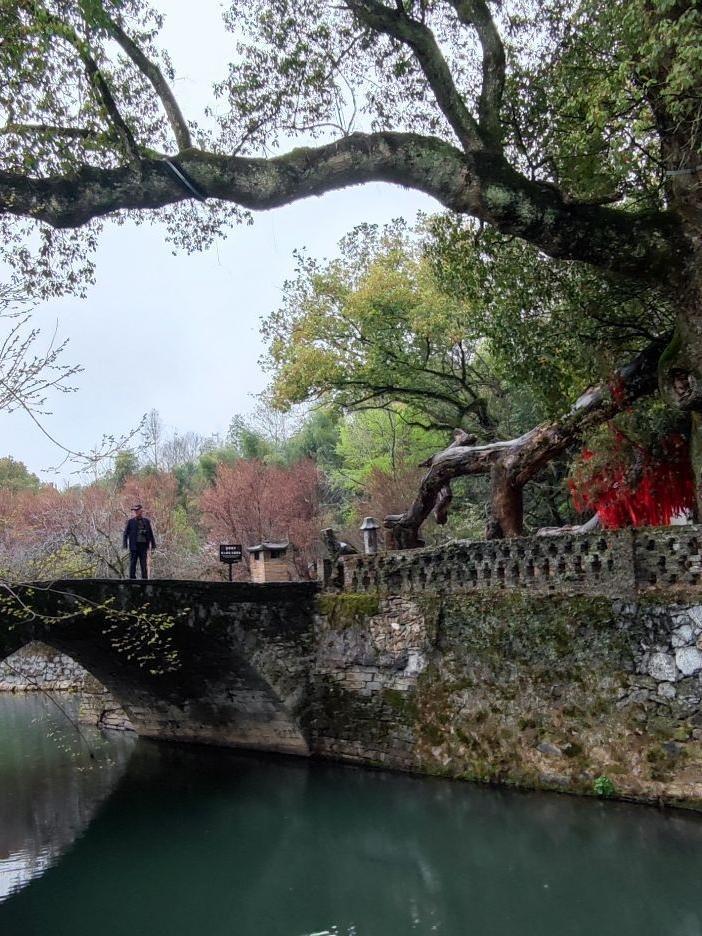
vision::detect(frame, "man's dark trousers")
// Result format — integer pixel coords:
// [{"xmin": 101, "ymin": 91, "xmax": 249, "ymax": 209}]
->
[{"xmin": 129, "ymin": 546, "xmax": 149, "ymax": 579}]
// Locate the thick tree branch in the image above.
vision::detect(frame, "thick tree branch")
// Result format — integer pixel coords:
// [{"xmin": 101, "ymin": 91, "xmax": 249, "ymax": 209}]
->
[
  {"xmin": 333, "ymin": 376, "xmax": 491, "ymax": 415},
  {"xmin": 80, "ymin": 52, "xmax": 139, "ymax": 160},
  {"xmin": 101, "ymin": 13, "xmax": 192, "ymax": 151},
  {"xmin": 345, "ymin": 0, "xmax": 482, "ymax": 150},
  {"xmin": 447, "ymin": 0, "xmax": 505, "ymax": 146},
  {"xmin": 386, "ymin": 334, "xmax": 671, "ymax": 545},
  {"xmin": 0, "ymin": 133, "xmax": 688, "ymax": 286}
]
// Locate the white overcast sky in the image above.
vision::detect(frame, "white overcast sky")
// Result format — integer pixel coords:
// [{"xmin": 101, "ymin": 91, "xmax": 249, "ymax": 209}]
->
[{"xmin": 0, "ymin": 0, "xmax": 437, "ymax": 482}]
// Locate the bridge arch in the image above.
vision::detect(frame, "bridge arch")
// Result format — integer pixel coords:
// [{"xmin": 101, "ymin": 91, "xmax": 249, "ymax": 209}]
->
[
  {"xmin": 0, "ymin": 580, "xmax": 318, "ymax": 755},
  {"xmin": 0, "ymin": 640, "xmax": 134, "ymax": 730}
]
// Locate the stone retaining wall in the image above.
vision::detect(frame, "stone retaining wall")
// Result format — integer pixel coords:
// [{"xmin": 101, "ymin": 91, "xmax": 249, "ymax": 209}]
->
[
  {"xmin": 0, "ymin": 641, "xmax": 93, "ymax": 692},
  {"xmin": 309, "ymin": 591, "xmax": 702, "ymax": 808},
  {"xmin": 4, "ymin": 570, "xmax": 702, "ymax": 807}
]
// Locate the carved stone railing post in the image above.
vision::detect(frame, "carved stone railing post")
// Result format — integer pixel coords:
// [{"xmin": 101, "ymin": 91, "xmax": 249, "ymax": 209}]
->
[{"xmin": 360, "ymin": 517, "xmax": 381, "ymax": 555}]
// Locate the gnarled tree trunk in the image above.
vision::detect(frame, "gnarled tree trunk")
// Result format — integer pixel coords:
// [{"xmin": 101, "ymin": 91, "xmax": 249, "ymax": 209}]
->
[
  {"xmin": 385, "ymin": 335, "xmax": 670, "ymax": 546},
  {"xmin": 488, "ymin": 464, "xmax": 524, "ymax": 539}
]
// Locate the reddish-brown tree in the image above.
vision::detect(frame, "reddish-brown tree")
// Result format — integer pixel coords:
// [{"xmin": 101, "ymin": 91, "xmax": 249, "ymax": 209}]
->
[{"xmin": 200, "ymin": 459, "xmax": 323, "ymax": 580}]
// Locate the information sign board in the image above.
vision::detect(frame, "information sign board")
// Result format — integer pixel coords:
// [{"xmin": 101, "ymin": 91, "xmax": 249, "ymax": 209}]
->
[{"xmin": 219, "ymin": 544, "xmax": 243, "ymax": 580}]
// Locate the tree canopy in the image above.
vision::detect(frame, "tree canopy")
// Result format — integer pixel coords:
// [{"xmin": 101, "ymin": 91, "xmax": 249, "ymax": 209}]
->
[
  {"xmin": 1, "ymin": 0, "xmax": 701, "ymax": 539},
  {"xmin": 264, "ymin": 217, "xmax": 675, "ymax": 433},
  {"xmin": 264, "ymin": 220, "xmax": 503, "ymax": 433},
  {"xmin": 0, "ymin": 3, "xmax": 695, "ymax": 274},
  {"xmin": 1, "ymin": 0, "xmax": 698, "ymax": 407}
]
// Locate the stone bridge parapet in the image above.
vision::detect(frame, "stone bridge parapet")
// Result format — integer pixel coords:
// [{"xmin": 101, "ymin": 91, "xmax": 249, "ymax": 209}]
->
[{"xmin": 339, "ymin": 525, "xmax": 702, "ymax": 597}]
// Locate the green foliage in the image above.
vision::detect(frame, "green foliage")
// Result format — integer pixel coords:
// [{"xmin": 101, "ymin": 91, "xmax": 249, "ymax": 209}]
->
[
  {"xmin": 260, "ymin": 211, "xmax": 674, "ymax": 533},
  {"xmin": 262, "ymin": 220, "xmax": 501, "ymax": 434},
  {"xmin": 0, "ymin": 589, "xmax": 184, "ymax": 676},
  {"xmin": 172, "ymin": 460, "xmax": 200, "ymax": 499},
  {"xmin": 102, "ymin": 600, "xmax": 181, "ymax": 675},
  {"xmin": 227, "ymin": 415, "xmax": 277, "ymax": 462},
  {"xmin": 112, "ymin": 451, "xmax": 138, "ymax": 488},
  {"xmin": 0, "ymin": 456, "xmax": 40, "ymax": 492},
  {"xmin": 265, "ymin": 217, "xmax": 672, "ymax": 436},
  {"xmin": 170, "ymin": 505, "xmax": 199, "ymax": 554},
  {"xmin": 283, "ymin": 408, "xmax": 342, "ymax": 470},
  {"xmin": 197, "ymin": 447, "xmax": 239, "ymax": 486},
  {"xmin": 334, "ymin": 409, "xmax": 444, "ymax": 493},
  {"xmin": 427, "ymin": 216, "xmax": 673, "ymax": 417},
  {"xmin": 30, "ymin": 543, "xmax": 97, "ymax": 580},
  {"xmin": 0, "ymin": 0, "xmax": 698, "ymax": 304},
  {"xmin": 593, "ymin": 775, "xmax": 617, "ymax": 798},
  {"xmin": 500, "ymin": 1, "xmax": 700, "ymax": 211}
]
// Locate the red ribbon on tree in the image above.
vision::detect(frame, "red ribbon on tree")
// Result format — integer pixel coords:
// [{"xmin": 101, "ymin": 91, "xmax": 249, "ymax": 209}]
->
[{"xmin": 569, "ymin": 431, "xmax": 695, "ymax": 529}]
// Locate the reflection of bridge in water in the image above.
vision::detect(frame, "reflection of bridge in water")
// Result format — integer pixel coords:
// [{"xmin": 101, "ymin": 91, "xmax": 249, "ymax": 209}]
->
[
  {"xmin": 0, "ymin": 581, "xmax": 318, "ymax": 756},
  {"xmin": 0, "ymin": 693, "xmax": 135, "ymax": 903}
]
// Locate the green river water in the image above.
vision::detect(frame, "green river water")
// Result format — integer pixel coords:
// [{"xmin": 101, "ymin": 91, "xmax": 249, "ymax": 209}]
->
[{"xmin": 0, "ymin": 693, "xmax": 701, "ymax": 936}]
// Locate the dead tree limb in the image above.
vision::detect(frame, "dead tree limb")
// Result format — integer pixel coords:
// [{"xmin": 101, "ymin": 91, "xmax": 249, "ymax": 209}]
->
[{"xmin": 384, "ymin": 335, "xmax": 670, "ymax": 546}]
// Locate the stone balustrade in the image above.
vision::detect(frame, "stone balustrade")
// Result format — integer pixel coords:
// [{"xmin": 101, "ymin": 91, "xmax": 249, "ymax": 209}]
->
[{"xmin": 339, "ymin": 525, "xmax": 702, "ymax": 596}]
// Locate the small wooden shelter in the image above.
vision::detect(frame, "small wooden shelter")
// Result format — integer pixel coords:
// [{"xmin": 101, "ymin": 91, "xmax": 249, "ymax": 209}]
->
[{"xmin": 247, "ymin": 541, "xmax": 293, "ymax": 583}]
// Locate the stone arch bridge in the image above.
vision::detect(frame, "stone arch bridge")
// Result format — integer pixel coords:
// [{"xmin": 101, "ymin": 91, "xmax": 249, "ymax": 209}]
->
[
  {"xmin": 0, "ymin": 580, "xmax": 319, "ymax": 755},
  {"xmin": 4, "ymin": 526, "xmax": 702, "ymax": 810}
]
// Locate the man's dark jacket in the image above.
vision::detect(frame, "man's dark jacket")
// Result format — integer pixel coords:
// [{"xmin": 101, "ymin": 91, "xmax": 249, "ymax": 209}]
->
[{"xmin": 123, "ymin": 517, "xmax": 156, "ymax": 551}]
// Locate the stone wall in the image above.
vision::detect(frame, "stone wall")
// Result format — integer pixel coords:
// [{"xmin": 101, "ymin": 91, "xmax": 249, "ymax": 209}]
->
[
  {"xmin": 77, "ymin": 686, "xmax": 135, "ymax": 731},
  {"xmin": 308, "ymin": 591, "xmax": 702, "ymax": 809},
  {"xmin": 339, "ymin": 526, "xmax": 702, "ymax": 597},
  {"xmin": 0, "ymin": 641, "xmax": 94, "ymax": 691},
  {"xmin": 4, "ymin": 572, "xmax": 702, "ymax": 807},
  {"xmin": 635, "ymin": 526, "xmax": 702, "ymax": 588}
]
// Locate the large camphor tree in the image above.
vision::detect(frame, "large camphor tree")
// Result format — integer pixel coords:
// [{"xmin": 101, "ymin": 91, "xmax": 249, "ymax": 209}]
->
[{"xmin": 1, "ymin": 0, "xmax": 700, "ymax": 540}]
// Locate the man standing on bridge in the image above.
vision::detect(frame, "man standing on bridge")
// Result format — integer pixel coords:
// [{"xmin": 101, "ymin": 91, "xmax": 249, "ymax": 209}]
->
[{"xmin": 123, "ymin": 504, "xmax": 157, "ymax": 580}]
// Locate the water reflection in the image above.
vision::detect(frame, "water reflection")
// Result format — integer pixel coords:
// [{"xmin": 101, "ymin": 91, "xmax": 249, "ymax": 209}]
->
[
  {"xmin": 1, "ymin": 697, "xmax": 701, "ymax": 935},
  {"xmin": 0, "ymin": 694, "xmax": 134, "ymax": 902}
]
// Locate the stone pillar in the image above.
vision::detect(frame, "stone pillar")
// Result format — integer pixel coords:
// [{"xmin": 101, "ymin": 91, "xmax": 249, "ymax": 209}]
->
[
  {"xmin": 360, "ymin": 517, "xmax": 381, "ymax": 555},
  {"xmin": 316, "ymin": 557, "xmax": 334, "ymax": 586}
]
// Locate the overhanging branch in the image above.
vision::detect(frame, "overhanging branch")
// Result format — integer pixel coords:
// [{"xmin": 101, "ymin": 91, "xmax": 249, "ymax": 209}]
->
[
  {"xmin": 345, "ymin": 0, "xmax": 482, "ymax": 150},
  {"xmin": 0, "ymin": 133, "xmax": 687, "ymax": 286},
  {"xmin": 447, "ymin": 0, "xmax": 505, "ymax": 146},
  {"xmin": 0, "ymin": 123, "xmax": 97, "ymax": 140}
]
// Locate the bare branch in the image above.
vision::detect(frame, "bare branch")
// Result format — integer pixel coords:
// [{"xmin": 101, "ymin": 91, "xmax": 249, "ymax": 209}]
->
[{"xmin": 0, "ymin": 123, "xmax": 97, "ymax": 140}]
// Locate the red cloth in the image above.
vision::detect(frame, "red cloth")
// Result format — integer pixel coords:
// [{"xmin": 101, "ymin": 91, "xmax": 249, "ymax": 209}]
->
[{"xmin": 569, "ymin": 433, "xmax": 695, "ymax": 529}]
